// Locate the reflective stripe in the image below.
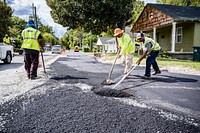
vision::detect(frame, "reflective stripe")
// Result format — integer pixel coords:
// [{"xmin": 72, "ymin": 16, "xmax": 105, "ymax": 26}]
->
[
  {"xmin": 23, "ymin": 37, "xmax": 37, "ymax": 40},
  {"xmin": 23, "ymin": 30, "xmax": 38, "ymax": 40},
  {"xmin": 143, "ymin": 37, "xmax": 160, "ymax": 51}
]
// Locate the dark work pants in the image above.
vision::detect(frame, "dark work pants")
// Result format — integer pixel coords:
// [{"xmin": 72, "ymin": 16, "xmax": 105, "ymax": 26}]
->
[
  {"xmin": 24, "ymin": 54, "xmax": 39, "ymax": 78},
  {"xmin": 145, "ymin": 50, "xmax": 160, "ymax": 76}
]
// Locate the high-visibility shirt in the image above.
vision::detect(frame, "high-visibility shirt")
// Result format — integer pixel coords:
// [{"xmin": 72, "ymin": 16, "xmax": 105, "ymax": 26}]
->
[
  {"xmin": 135, "ymin": 41, "xmax": 141, "ymax": 47},
  {"xmin": 3, "ymin": 37, "xmax": 10, "ymax": 44},
  {"xmin": 142, "ymin": 37, "xmax": 161, "ymax": 52},
  {"xmin": 21, "ymin": 27, "xmax": 41, "ymax": 51},
  {"xmin": 117, "ymin": 33, "xmax": 135, "ymax": 55}
]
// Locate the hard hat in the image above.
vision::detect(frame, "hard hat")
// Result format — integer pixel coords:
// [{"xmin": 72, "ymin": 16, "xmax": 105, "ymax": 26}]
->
[
  {"xmin": 114, "ymin": 28, "xmax": 124, "ymax": 36},
  {"xmin": 5, "ymin": 34, "xmax": 8, "ymax": 36},
  {"xmin": 26, "ymin": 20, "xmax": 38, "ymax": 29},
  {"xmin": 28, "ymin": 20, "xmax": 35, "ymax": 24},
  {"xmin": 136, "ymin": 33, "xmax": 144, "ymax": 39}
]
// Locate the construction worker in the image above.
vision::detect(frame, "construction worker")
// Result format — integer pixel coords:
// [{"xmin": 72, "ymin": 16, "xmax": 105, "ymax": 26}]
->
[
  {"xmin": 21, "ymin": 20, "xmax": 43, "ymax": 80},
  {"xmin": 136, "ymin": 33, "xmax": 161, "ymax": 78},
  {"xmin": 135, "ymin": 38, "xmax": 141, "ymax": 55},
  {"xmin": 114, "ymin": 28, "xmax": 135, "ymax": 74},
  {"xmin": 3, "ymin": 34, "xmax": 11, "ymax": 45}
]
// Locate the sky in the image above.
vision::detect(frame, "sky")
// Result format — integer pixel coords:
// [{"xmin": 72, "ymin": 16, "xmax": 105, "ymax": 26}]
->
[{"xmin": 6, "ymin": 0, "xmax": 156, "ymax": 38}]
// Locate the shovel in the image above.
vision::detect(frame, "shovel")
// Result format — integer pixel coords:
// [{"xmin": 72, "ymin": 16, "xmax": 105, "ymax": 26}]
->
[
  {"xmin": 101, "ymin": 50, "xmax": 120, "ymax": 85},
  {"xmin": 101, "ymin": 37, "xmax": 120, "ymax": 85},
  {"xmin": 40, "ymin": 51, "xmax": 48, "ymax": 78}
]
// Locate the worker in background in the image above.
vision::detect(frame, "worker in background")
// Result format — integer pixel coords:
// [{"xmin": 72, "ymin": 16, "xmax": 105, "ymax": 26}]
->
[
  {"xmin": 135, "ymin": 38, "xmax": 141, "ymax": 55},
  {"xmin": 136, "ymin": 33, "xmax": 161, "ymax": 79},
  {"xmin": 21, "ymin": 20, "xmax": 44, "ymax": 80},
  {"xmin": 114, "ymin": 28, "xmax": 135, "ymax": 74},
  {"xmin": 3, "ymin": 34, "xmax": 11, "ymax": 45}
]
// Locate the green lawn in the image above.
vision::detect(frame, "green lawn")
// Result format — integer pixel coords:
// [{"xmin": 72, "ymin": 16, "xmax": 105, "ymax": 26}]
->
[{"xmin": 98, "ymin": 53, "xmax": 200, "ymax": 70}]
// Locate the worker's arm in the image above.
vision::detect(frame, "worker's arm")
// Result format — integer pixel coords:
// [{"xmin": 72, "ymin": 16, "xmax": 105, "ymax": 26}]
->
[
  {"xmin": 38, "ymin": 34, "xmax": 44, "ymax": 51},
  {"xmin": 136, "ymin": 50, "xmax": 147, "ymax": 65},
  {"xmin": 136, "ymin": 42, "xmax": 152, "ymax": 65}
]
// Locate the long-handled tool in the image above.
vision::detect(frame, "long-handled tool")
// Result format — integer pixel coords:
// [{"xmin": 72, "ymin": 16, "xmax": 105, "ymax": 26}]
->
[
  {"xmin": 113, "ymin": 64, "xmax": 138, "ymax": 89},
  {"xmin": 40, "ymin": 51, "xmax": 47, "ymax": 78},
  {"xmin": 101, "ymin": 37, "xmax": 120, "ymax": 85},
  {"xmin": 101, "ymin": 50, "xmax": 120, "ymax": 85}
]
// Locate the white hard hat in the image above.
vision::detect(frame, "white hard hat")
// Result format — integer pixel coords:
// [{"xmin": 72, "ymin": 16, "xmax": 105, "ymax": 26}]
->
[{"xmin": 136, "ymin": 33, "xmax": 144, "ymax": 39}]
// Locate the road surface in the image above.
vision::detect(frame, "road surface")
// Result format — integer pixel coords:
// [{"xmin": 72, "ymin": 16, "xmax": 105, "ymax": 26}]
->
[{"xmin": 0, "ymin": 51, "xmax": 200, "ymax": 132}]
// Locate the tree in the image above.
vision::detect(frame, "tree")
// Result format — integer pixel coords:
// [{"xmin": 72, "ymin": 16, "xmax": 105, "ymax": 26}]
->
[
  {"xmin": 39, "ymin": 25, "xmax": 54, "ymax": 34},
  {"xmin": 0, "ymin": 1, "xmax": 12, "ymax": 41},
  {"xmin": 43, "ymin": 32, "xmax": 57, "ymax": 46},
  {"xmin": 46, "ymin": 0, "xmax": 135, "ymax": 34},
  {"xmin": 156, "ymin": 0, "xmax": 200, "ymax": 6},
  {"xmin": 9, "ymin": 16, "xmax": 27, "ymax": 38},
  {"xmin": 131, "ymin": 0, "xmax": 145, "ymax": 23}
]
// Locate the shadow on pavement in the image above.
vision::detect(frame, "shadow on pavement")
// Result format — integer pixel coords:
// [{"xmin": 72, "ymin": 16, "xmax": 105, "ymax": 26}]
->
[
  {"xmin": 127, "ymin": 75, "xmax": 198, "ymax": 83},
  {"xmin": 50, "ymin": 75, "xmax": 88, "ymax": 80},
  {"xmin": 151, "ymin": 75, "xmax": 198, "ymax": 83},
  {"xmin": 0, "ymin": 62, "xmax": 24, "ymax": 71}
]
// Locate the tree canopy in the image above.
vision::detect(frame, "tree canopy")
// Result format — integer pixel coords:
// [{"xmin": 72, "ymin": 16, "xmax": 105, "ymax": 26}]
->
[
  {"xmin": 156, "ymin": 0, "xmax": 200, "ymax": 6},
  {"xmin": 46, "ymin": 0, "xmax": 135, "ymax": 34},
  {"xmin": 0, "ymin": 1, "xmax": 12, "ymax": 41}
]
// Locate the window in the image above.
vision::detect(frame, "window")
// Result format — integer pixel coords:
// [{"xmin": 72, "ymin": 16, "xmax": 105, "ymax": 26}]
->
[{"xmin": 176, "ymin": 27, "xmax": 182, "ymax": 43}]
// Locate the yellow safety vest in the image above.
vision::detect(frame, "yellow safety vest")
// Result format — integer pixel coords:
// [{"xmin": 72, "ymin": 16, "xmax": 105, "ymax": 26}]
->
[
  {"xmin": 3, "ymin": 37, "xmax": 10, "ymax": 44},
  {"xmin": 117, "ymin": 33, "xmax": 135, "ymax": 55},
  {"xmin": 143, "ymin": 37, "xmax": 161, "ymax": 52},
  {"xmin": 21, "ymin": 27, "xmax": 41, "ymax": 51}
]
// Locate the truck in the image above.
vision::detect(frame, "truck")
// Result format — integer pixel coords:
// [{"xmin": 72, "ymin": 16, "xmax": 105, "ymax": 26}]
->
[{"xmin": 0, "ymin": 42, "xmax": 14, "ymax": 64}]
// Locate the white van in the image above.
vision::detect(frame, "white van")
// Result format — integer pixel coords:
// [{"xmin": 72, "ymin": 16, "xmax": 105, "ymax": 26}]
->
[{"xmin": 52, "ymin": 45, "xmax": 62, "ymax": 54}]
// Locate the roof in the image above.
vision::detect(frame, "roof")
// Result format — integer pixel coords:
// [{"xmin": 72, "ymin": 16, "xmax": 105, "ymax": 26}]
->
[
  {"xmin": 148, "ymin": 3, "xmax": 200, "ymax": 21},
  {"xmin": 96, "ymin": 37, "xmax": 116, "ymax": 45}
]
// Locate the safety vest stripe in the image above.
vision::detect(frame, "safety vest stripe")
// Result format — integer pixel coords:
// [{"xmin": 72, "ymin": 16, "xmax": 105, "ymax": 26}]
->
[
  {"xmin": 23, "ymin": 31, "xmax": 26, "ymax": 40},
  {"xmin": 23, "ymin": 38, "xmax": 37, "ymax": 40},
  {"xmin": 23, "ymin": 30, "xmax": 38, "ymax": 40},
  {"xmin": 35, "ymin": 31, "xmax": 38, "ymax": 39}
]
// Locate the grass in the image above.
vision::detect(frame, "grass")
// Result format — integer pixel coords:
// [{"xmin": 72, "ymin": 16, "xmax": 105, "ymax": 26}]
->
[{"xmin": 98, "ymin": 53, "xmax": 200, "ymax": 70}]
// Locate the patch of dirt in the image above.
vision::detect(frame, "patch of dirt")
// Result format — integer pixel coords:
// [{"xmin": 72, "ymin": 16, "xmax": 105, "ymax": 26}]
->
[{"xmin": 164, "ymin": 66, "xmax": 200, "ymax": 76}]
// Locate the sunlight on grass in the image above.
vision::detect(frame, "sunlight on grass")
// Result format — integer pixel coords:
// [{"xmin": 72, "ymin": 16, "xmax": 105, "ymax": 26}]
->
[{"xmin": 96, "ymin": 53, "xmax": 200, "ymax": 70}]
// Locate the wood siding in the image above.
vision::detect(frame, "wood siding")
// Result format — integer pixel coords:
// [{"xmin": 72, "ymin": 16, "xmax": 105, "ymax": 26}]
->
[{"xmin": 132, "ymin": 5, "xmax": 174, "ymax": 32}]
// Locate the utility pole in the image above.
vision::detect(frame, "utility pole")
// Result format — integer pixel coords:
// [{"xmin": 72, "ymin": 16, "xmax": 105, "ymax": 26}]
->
[
  {"xmin": 32, "ymin": 3, "xmax": 38, "ymax": 28},
  {"xmin": 34, "ymin": 6, "xmax": 38, "ymax": 28},
  {"xmin": 32, "ymin": 3, "xmax": 34, "ymax": 19}
]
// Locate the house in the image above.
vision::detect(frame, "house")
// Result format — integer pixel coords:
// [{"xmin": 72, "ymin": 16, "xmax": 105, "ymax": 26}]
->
[
  {"xmin": 131, "ymin": 4, "xmax": 200, "ymax": 59},
  {"xmin": 96, "ymin": 37, "xmax": 117, "ymax": 53}
]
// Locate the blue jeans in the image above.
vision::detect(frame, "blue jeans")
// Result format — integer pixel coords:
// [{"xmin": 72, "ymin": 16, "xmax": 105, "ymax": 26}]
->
[{"xmin": 145, "ymin": 50, "xmax": 160, "ymax": 76}]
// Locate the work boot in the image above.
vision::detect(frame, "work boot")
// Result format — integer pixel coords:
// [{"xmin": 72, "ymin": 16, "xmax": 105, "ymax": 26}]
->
[
  {"xmin": 30, "ymin": 75, "xmax": 37, "ymax": 80},
  {"xmin": 141, "ymin": 75, "xmax": 151, "ymax": 79},
  {"xmin": 152, "ymin": 70, "xmax": 161, "ymax": 75}
]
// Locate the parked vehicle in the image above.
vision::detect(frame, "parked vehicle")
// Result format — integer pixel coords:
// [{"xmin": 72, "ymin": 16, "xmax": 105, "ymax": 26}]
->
[
  {"xmin": 52, "ymin": 45, "xmax": 62, "ymax": 54},
  {"xmin": 0, "ymin": 43, "xmax": 14, "ymax": 64},
  {"xmin": 74, "ymin": 46, "xmax": 79, "ymax": 52}
]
